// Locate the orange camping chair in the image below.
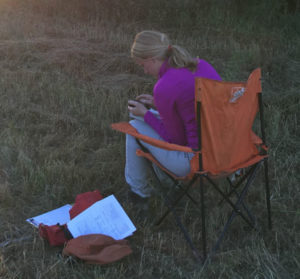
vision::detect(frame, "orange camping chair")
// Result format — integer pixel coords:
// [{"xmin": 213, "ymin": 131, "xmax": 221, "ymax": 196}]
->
[{"xmin": 111, "ymin": 68, "xmax": 272, "ymax": 262}]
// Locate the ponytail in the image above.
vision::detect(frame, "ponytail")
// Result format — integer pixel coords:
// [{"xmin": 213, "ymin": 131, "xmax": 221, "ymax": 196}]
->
[
  {"xmin": 131, "ymin": 30, "xmax": 198, "ymax": 71},
  {"xmin": 167, "ymin": 44, "xmax": 198, "ymax": 71}
]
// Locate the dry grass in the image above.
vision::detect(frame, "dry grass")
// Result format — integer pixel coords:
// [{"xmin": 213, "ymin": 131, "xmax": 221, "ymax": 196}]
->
[{"xmin": 0, "ymin": 0, "xmax": 299, "ymax": 278}]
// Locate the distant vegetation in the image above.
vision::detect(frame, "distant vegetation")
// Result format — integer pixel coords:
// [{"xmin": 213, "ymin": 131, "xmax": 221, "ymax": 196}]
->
[{"xmin": 0, "ymin": 0, "xmax": 299, "ymax": 278}]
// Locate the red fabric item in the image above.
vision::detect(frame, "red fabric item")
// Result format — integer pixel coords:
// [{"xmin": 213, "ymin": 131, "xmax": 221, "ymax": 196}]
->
[
  {"xmin": 63, "ymin": 234, "xmax": 132, "ymax": 265},
  {"xmin": 69, "ymin": 190, "xmax": 103, "ymax": 219},
  {"xmin": 39, "ymin": 190, "xmax": 103, "ymax": 246},
  {"xmin": 39, "ymin": 224, "xmax": 68, "ymax": 246},
  {"xmin": 38, "ymin": 191, "xmax": 133, "ymax": 264}
]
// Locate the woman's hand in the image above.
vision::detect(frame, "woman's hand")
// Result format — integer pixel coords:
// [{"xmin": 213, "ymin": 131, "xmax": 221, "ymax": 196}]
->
[
  {"xmin": 136, "ymin": 94, "xmax": 155, "ymax": 109},
  {"xmin": 128, "ymin": 100, "xmax": 148, "ymax": 117}
]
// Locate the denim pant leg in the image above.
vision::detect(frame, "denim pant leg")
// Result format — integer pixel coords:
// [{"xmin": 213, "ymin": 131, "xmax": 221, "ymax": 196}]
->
[
  {"xmin": 125, "ymin": 119, "xmax": 193, "ymax": 198},
  {"xmin": 125, "ymin": 132, "xmax": 153, "ymax": 198}
]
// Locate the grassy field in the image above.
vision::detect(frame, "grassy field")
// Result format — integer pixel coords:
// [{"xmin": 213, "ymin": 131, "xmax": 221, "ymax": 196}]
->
[{"xmin": 0, "ymin": 0, "xmax": 299, "ymax": 278}]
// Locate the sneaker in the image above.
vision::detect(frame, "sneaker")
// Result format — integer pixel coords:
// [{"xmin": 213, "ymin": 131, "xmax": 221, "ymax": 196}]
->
[
  {"xmin": 128, "ymin": 191, "xmax": 150, "ymax": 222},
  {"xmin": 128, "ymin": 191, "xmax": 149, "ymax": 208}
]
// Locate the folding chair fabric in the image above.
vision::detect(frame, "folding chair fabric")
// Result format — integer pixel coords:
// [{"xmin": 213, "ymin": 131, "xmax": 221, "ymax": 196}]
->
[
  {"xmin": 195, "ymin": 68, "xmax": 266, "ymax": 175},
  {"xmin": 111, "ymin": 68, "xmax": 267, "ymax": 179}
]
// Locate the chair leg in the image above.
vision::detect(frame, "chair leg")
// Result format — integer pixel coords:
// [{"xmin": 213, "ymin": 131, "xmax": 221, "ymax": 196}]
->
[
  {"xmin": 151, "ymin": 169, "xmax": 203, "ymax": 262},
  {"xmin": 155, "ymin": 174, "xmax": 208, "ymax": 263},
  {"xmin": 264, "ymin": 159, "xmax": 272, "ymax": 230},
  {"xmin": 200, "ymin": 175, "xmax": 207, "ymax": 261}
]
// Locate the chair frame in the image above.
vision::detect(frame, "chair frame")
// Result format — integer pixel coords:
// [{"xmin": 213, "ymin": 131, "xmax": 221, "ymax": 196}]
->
[{"xmin": 136, "ymin": 90, "xmax": 272, "ymax": 263}]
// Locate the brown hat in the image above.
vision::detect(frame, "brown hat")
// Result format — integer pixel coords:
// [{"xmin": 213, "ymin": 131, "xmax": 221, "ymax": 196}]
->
[{"xmin": 62, "ymin": 234, "xmax": 132, "ymax": 265}]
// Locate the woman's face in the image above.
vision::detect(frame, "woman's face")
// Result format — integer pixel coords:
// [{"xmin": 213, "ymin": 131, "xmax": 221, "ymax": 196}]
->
[{"xmin": 136, "ymin": 58, "xmax": 163, "ymax": 78}]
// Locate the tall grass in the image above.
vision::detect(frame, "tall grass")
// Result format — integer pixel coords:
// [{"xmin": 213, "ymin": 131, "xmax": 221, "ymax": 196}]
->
[{"xmin": 0, "ymin": 0, "xmax": 299, "ymax": 278}]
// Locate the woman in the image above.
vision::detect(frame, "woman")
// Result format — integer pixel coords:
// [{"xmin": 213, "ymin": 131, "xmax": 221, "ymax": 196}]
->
[{"xmin": 126, "ymin": 30, "xmax": 221, "ymax": 204}]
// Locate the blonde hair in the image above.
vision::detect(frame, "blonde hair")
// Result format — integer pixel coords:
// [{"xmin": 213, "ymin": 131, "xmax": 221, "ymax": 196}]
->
[{"xmin": 131, "ymin": 30, "xmax": 198, "ymax": 71}]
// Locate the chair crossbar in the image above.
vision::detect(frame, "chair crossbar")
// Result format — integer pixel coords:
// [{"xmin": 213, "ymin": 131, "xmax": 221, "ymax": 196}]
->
[
  {"xmin": 158, "ymin": 164, "xmax": 200, "ymax": 206},
  {"xmin": 210, "ymin": 162, "xmax": 262, "ymax": 255},
  {"xmin": 204, "ymin": 164, "xmax": 260, "ymax": 229},
  {"xmin": 228, "ymin": 180, "xmax": 256, "ymax": 225},
  {"xmin": 218, "ymin": 165, "xmax": 255, "ymax": 205},
  {"xmin": 154, "ymin": 175, "xmax": 198, "ymax": 226}
]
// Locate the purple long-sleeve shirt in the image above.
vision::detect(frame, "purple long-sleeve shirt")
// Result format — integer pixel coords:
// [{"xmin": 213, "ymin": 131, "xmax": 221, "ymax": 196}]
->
[{"xmin": 144, "ymin": 59, "xmax": 221, "ymax": 149}]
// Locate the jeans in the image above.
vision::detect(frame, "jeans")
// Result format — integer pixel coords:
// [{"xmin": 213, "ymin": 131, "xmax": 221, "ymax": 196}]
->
[{"xmin": 125, "ymin": 119, "xmax": 194, "ymax": 198}]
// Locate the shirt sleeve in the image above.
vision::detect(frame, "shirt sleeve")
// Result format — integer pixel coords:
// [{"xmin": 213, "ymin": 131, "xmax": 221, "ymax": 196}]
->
[{"xmin": 143, "ymin": 110, "xmax": 173, "ymax": 142}]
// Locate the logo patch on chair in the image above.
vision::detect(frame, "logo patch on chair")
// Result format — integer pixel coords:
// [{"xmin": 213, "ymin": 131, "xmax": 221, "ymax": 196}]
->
[{"xmin": 229, "ymin": 87, "xmax": 245, "ymax": 103}]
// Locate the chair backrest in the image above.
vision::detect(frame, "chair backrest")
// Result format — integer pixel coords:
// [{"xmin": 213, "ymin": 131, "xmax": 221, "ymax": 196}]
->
[{"xmin": 195, "ymin": 68, "xmax": 263, "ymax": 175}]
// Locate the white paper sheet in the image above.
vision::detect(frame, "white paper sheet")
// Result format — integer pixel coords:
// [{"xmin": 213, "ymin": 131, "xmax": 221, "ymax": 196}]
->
[
  {"xmin": 67, "ymin": 195, "xmax": 136, "ymax": 240},
  {"xmin": 26, "ymin": 204, "xmax": 72, "ymax": 228}
]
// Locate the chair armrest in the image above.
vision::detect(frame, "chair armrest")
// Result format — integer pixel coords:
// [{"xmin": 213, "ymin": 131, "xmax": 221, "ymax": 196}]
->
[{"xmin": 111, "ymin": 122, "xmax": 196, "ymax": 153}]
